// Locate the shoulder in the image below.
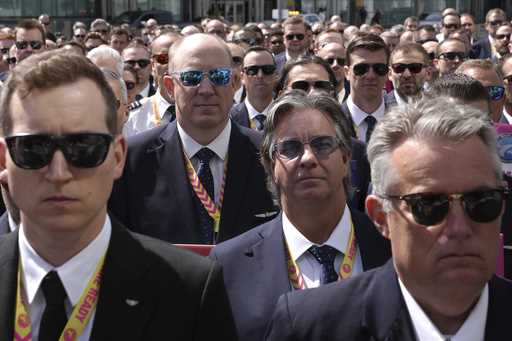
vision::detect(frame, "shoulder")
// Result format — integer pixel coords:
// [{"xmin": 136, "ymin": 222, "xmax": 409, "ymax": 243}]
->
[
  {"xmin": 229, "ymin": 102, "xmax": 246, "ymax": 115},
  {"xmin": 233, "ymin": 121, "xmax": 263, "ymax": 148}
]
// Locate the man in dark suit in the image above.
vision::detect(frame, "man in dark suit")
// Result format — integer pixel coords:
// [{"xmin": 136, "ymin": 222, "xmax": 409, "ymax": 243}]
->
[
  {"xmin": 0, "ymin": 51, "xmax": 237, "ymax": 340},
  {"xmin": 500, "ymin": 54, "xmax": 512, "ymax": 124},
  {"xmin": 211, "ymin": 91, "xmax": 391, "ymax": 341},
  {"xmin": 275, "ymin": 15, "xmax": 309, "ymax": 73},
  {"xmin": 472, "ymin": 8, "xmax": 507, "ymax": 60},
  {"xmin": 109, "ymin": 33, "xmax": 277, "ymax": 244},
  {"xmin": 266, "ymin": 96, "xmax": 512, "ymax": 341}
]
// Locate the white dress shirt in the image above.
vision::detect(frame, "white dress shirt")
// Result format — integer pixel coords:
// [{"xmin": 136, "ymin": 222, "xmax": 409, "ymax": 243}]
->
[
  {"xmin": 137, "ymin": 82, "xmax": 150, "ymax": 99},
  {"xmin": 123, "ymin": 90, "xmax": 173, "ymax": 137},
  {"xmin": 177, "ymin": 120, "xmax": 231, "ymax": 204},
  {"xmin": 503, "ymin": 107, "xmax": 512, "ymax": 124},
  {"xmin": 19, "ymin": 215, "xmax": 112, "ymax": 341},
  {"xmin": 399, "ymin": 279, "xmax": 488, "ymax": 341},
  {"xmin": 282, "ymin": 205, "xmax": 363, "ymax": 289},
  {"xmin": 393, "ymin": 89, "xmax": 407, "ymax": 106},
  {"xmin": 245, "ymin": 97, "xmax": 270, "ymax": 129},
  {"xmin": 347, "ymin": 95, "xmax": 386, "ymax": 143}
]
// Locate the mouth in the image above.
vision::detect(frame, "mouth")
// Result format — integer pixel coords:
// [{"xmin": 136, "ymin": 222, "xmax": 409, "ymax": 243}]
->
[{"xmin": 44, "ymin": 195, "xmax": 77, "ymax": 202}]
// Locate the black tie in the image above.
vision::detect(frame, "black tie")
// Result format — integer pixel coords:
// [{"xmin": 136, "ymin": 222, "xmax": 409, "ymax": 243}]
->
[
  {"xmin": 364, "ymin": 115, "xmax": 377, "ymax": 143},
  {"xmin": 254, "ymin": 114, "xmax": 266, "ymax": 131},
  {"xmin": 161, "ymin": 104, "xmax": 175, "ymax": 125},
  {"xmin": 195, "ymin": 148, "xmax": 216, "ymax": 243},
  {"xmin": 308, "ymin": 245, "xmax": 340, "ymax": 284},
  {"xmin": 40, "ymin": 271, "xmax": 68, "ymax": 341}
]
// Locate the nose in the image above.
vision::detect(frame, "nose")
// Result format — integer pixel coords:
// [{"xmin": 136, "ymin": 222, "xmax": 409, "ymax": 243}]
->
[
  {"xmin": 298, "ymin": 144, "xmax": 318, "ymax": 168},
  {"xmin": 441, "ymin": 200, "xmax": 473, "ymax": 241},
  {"xmin": 45, "ymin": 150, "xmax": 73, "ymax": 183},
  {"xmin": 197, "ymin": 75, "xmax": 215, "ymax": 95},
  {"xmin": 402, "ymin": 67, "xmax": 412, "ymax": 77}
]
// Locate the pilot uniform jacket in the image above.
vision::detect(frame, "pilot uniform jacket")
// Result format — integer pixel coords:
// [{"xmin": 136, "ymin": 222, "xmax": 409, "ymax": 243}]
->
[
  {"xmin": 0, "ymin": 218, "xmax": 238, "ymax": 340},
  {"xmin": 210, "ymin": 209, "xmax": 391, "ymax": 341},
  {"xmin": 265, "ymin": 260, "xmax": 512, "ymax": 341},
  {"xmin": 108, "ymin": 120, "xmax": 277, "ymax": 244}
]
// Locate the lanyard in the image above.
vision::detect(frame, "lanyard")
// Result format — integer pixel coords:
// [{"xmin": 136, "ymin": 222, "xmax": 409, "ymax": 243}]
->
[
  {"xmin": 151, "ymin": 96, "xmax": 162, "ymax": 126},
  {"xmin": 14, "ymin": 256, "xmax": 105, "ymax": 341},
  {"xmin": 285, "ymin": 218, "xmax": 357, "ymax": 290}
]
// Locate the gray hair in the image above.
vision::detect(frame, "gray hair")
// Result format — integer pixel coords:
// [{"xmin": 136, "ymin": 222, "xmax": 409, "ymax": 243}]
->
[
  {"xmin": 261, "ymin": 90, "xmax": 353, "ymax": 204},
  {"xmin": 87, "ymin": 45, "xmax": 123, "ymax": 76},
  {"xmin": 101, "ymin": 68, "xmax": 128, "ymax": 104},
  {"xmin": 368, "ymin": 96, "xmax": 502, "ymax": 210}
]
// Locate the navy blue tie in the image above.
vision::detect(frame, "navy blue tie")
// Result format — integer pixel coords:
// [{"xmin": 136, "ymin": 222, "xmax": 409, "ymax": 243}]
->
[
  {"xmin": 364, "ymin": 115, "xmax": 377, "ymax": 143},
  {"xmin": 195, "ymin": 148, "xmax": 216, "ymax": 243},
  {"xmin": 161, "ymin": 104, "xmax": 175, "ymax": 124},
  {"xmin": 308, "ymin": 245, "xmax": 340, "ymax": 284},
  {"xmin": 254, "ymin": 114, "xmax": 266, "ymax": 131},
  {"xmin": 39, "ymin": 271, "xmax": 68, "ymax": 341}
]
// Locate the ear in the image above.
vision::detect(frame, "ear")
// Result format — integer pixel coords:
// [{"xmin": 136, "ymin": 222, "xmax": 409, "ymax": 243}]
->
[
  {"xmin": 388, "ymin": 67, "xmax": 393, "ymax": 82},
  {"xmin": 344, "ymin": 65, "xmax": 350, "ymax": 78},
  {"xmin": 163, "ymin": 74, "xmax": 175, "ymax": 96},
  {"xmin": 112, "ymin": 135, "xmax": 127, "ymax": 180},
  {"xmin": 365, "ymin": 194, "xmax": 390, "ymax": 239}
]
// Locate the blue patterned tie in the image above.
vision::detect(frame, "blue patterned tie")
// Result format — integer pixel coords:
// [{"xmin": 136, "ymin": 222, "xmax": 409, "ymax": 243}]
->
[
  {"xmin": 308, "ymin": 245, "xmax": 340, "ymax": 284},
  {"xmin": 195, "ymin": 148, "xmax": 216, "ymax": 243},
  {"xmin": 254, "ymin": 114, "xmax": 266, "ymax": 131},
  {"xmin": 364, "ymin": 115, "xmax": 377, "ymax": 143}
]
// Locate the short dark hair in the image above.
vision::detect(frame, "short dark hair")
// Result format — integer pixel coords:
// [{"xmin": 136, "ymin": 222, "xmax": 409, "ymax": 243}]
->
[
  {"xmin": 242, "ymin": 45, "xmax": 275, "ymax": 66},
  {"xmin": 418, "ymin": 24, "xmax": 436, "ymax": 34},
  {"xmin": 16, "ymin": 19, "xmax": 46, "ymax": 42},
  {"xmin": 111, "ymin": 27, "xmax": 130, "ymax": 40},
  {"xmin": 425, "ymin": 73, "xmax": 490, "ymax": 106},
  {"xmin": 435, "ymin": 37, "xmax": 467, "ymax": 57},
  {"xmin": 346, "ymin": 32, "xmax": 390, "ymax": 66},
  {"xmin": 391, "ymin": 42, "xmax": 429, "ymax": 64}
]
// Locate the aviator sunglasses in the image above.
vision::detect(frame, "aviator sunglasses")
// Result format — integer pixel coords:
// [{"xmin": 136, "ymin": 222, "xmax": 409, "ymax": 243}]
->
[
  {"xmin": 272, "ymin": 135, "xmax": 340, "ymax": 160},
  {"xmin": 290, "ymin": 80, "xmax": 333, "ymax": 93},
  {"xmin": 352, "ymin": 63, "xmax": 388, "ymax": 76},
  {"xmin": 487, "ymin": 85, "xmax": 505, "ymax": 101},
  {"xmin": 382, "ymin": 189, "xmax": 509, "ymax": 226},
  {"xmin": 5, "ymin": 133, "xmax": 113, "ymax": 169},
  {"xmin": 172, "ymin": 68, "xmax": 232, "ymax": 87},
  {"xmin": 15, "ymin": 40, "xmax": 43, "ymax": 50},
  {"xmin": 124, "ymin": 59, "xmax": 151, "ymax": 68}
]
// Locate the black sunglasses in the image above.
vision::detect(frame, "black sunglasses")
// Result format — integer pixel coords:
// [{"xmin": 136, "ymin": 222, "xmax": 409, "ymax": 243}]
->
[
  {"xmin": 124, "ymin": 59, "xmax": 151, "ymax": 68},
  {"xmin": 124, "ymin": 80, "xmax": 136, "ymax": 90},
  {"xmin": 416, "ymin": 38, "xmax": 438, "ymax": 45},
  {"xmin": 0, "ymin": 47, "xmax": 9, "ymax": 55},
  {"xmin": 172, "ymin": 68, "xmax": 232, "ymax": 87},
  {"xmin": 290, "ymin": 80, "xmax": 333, "ymax": 93},
  {"xmin": 244, "ymin": 64, "xmax": 276, "ymax": 76},
  {"xmin": 94, "ymin": 29, "xmax": 109, "ymax": 34},
  {"xmin": 5, "ymin": 133, "xmax": 113, "ymax": 169},
  {"xmin": 232, "ymin": 56, "xmax": 243, "ymax": 65},
  {"xmin": 496, "ymin": 33, "xmax": 511, "ymax": 40},
  {"xmin": 285, "ymin": 33, "xmax": 305, "ymax": 41},
  {"xmin": 273, "ymin": 135, "xmax": 340, "ymax": 160},
  {"xmin": 6, "ymin": 57, "xmax": 16, "ymax": 65},
  {"xmin": 488, "ymin": 20, "xmax": 503, "ymax": 26},
  {"xmin": 271, "ymin": 40, "xmax": 284, "ymax": 45},
  {"xmin": 352, "ymin": 63, "xmax": 388, "ymax": 76},
  {"xmin": 391, "ymin": 63, "xmax": 424, "ymax": 74},
  {"xmin": 74, "ymin": 34, "xmax": 85, "ymax": 39},
  {"xmin": 443, "ymin": 23, "xmax": 460, "ymax": 29},
  {"xmin": 325, "ymin": 57, "xmax": 345, "ymax": 66},
  {"xmin": 15, "ymin": 40, "xmax": 43, "ymax": 50},
  {"xmin": 438, "ymin": 52, "xmax": 467, "ymax": 61},
  {"xmin": 427, "ymin": 52, "xmax": 436, "ymax": 60},
  {"xmin": 383, "ymin": 189, "xmax": 509, "ymax": 226}
]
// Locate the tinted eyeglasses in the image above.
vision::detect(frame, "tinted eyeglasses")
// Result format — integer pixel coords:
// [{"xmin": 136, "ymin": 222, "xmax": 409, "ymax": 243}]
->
[
  {"xmin": 124, "ymin": 81, "xmax": 136, "ymax": 90},
  {"xmin": 438, "ymin": 52, "xmax": 467, "ymax": 61},
  {"xmin": 172, "ymin": 68, "xmax": 232, "ymax": 87},
  {"xmin": 273, "ymin": 135, "xmax": 340, "ymax": 160},
  {"xmin": 391, "ymin": 63, "xmax": 424, "ymax": 74},
  {"xmin": 243, "ymin": 64, "xmax": 276, "ymax": 76},
  {"xmin": 0, "ymin": 47, "xmax": 9, "ymax": 55},
  {"xmin": 487, "ymin": 85, "xmax": 505, "ymax": 101},
  {"xmin": 74, "ymin": 34, "xmax": 85, "ymax": 39},
  {"xmin": 5, "ymin": 133, "xmax": 113, "ymax": 169},
  {"xmin": 383, "ymin": 189, "xmax": 509, "ymax": 226},
  {"xmin": 124, "ymin": 59, "xmax": 151, "ymax": 68},
  {"xmin": 324, "ymin": 57, "xmax": 345, "ymax": 66},
  {"xmin": 271, "ymin": 39, "xmax": 284, "ymax": 45},
  {"xmin": 352, "ymin": 63, "xmax": 388, "ymax": 76},
  {"xmin": 416, "ymin": 38, "xmax": 438, "ymax": 44},
  {"xmin": 427, "ymin": 52, "xmax": 436, "ymax": 60},
  {"xmin": 232, "ymin": 56, "xmax": 243, "ymax": 65},
  {"xmin": 285, "ymin": 33, "xmax": 305, "ymax": 41},
  {"xmin": 290, "ymin": 80, "xmax": 333, "ymax": 93},
  {"xmin": 496, "ymin": 33, "xmax": 511, "ymax": 40},
  {"xmin": 152, "ymin": 53, "xmax": 169, "ymax": 65},
  {"xmin": 93, "ymin": 29, "xmax": 109, "ymax": 34},
  {"xmin": 15, "ymin": 40, "xmax": 43, "ymax": 50}
]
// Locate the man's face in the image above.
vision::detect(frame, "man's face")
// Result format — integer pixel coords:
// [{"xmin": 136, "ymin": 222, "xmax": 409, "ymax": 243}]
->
[
  {"xmin": 272, "ymin": 108, "xmax": 348, "ymax": 207},
  {"xmin": 284, "ymin": 24, "xmax": 307, "ymax": 56},
  {"xmin": 0, "ymin": 39, "xmax": 13, "ymax": 71},
  {"xmin": 494, "ymin": 25, "xmax": 512, "ymax": 55},
  {"xmin": 486, "ymin": 12, "xmax": 506, "ymax": 38},
  {"xmin": 416, "ymin": 29, "xmax": 436, "ymax": 43},
  {"xmin": 422, "ymin": 41, "xmax": 439, "ymax": 82},
  {"xmin": 92, "ymin": 24, "xmax": 109, "ymax": 41},
  {"xmin": 405, "ymin": 20, "xmax": 418, "ymax": 32},
  {"xmin": 441, "ymin": 15, "xmax": 461, "ymax": 37},
  {"xmin": 389, "ymin": 50, "xmax": 427, "ymax": 98},
  {"xmin": 15, "ymin": 28, "xmax": 45, "ymax": 62},
  {"xmin": 345, "ymin": 48, "xmax": 388, "ymax": 100},
  {"xmin": 227, "ymin": 43, "xmax": 244, "ymax": 91},
  {"xmin": 315, "ymin": 31, "xmax": 343, "ymax": 52},
  {"xmin": 206, "ymin": 20, "xmax": 226, "ymax": 40},
  {"xmin": 269, "ymin": 34, "xmax": 285, "ymax": 55},
  {"xmin": 375, "ymin": 137, "xmax": 501, "ymax": 314},
  {"xmin": 434, "ymin": 40, "xmax": 467, "ymax": 76},
  {"xmin": 1, "ymin": 79, "xmax": 126, "ymax": 237},
  {"xmin": 242, "ymin": 50, "xmax": 277, "ymax": 100},
  {"xmin": 85, "ymin": 38, "xmax": 103, "ymax": 52},
  {"xmin": 502, "ymin": 58, "xmax": 512, "ymax": 106},
  {"xmin": 73, "ymin": 28, "xmax": 86, "ymax": 43},
  {"xmin": 316, "ymin": 43, "xmax": 346, "ymax": 84},
  {"xmin": 122, "ymin": 47, "xmax": 151, "ymax": 86},
  {"xmin": 462, "ymin": 67, "xmax": 504, "ymax": 122},
  {"xmin": 461, "ymin": 15, "xmax": 476, "ymax": 35},
  {"xmin": 285, "ymin": 63, "xmax": 333, "ymax": 96},
  {"xmin": 110, "ymin": 34, "xmax": 129, "ymax": 53}
]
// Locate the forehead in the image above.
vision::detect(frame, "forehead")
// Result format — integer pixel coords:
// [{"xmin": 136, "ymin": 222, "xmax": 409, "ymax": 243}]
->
[
  {"xmin": 228, "ymin": 44, "xmax": 244, "ymax": 57},
  {"xmin": 488, "ymin": 12, "xmax": 506, "ymax": 21},
  {"xmin": 349, "ymin": 48, "xmax": 388, "ymax": 64},
  {"xmin": 123, "ymin": 47, "xmax": 149, "ymax": 58},
  {"xmin": 318, "ymin": 43, "xmax": 345, "ymax": 57},
  {"xmin": 287, "ymin": 63, "xmax": 329, "ymax": 83},
  {"xmin": 275, "ymin": 107, "xmax": 336, "ymax": 137},
  {"xmin": 443, "ymin": 15, "xmax": 460, "ymax": 24},
  {"xmin": 285, "ymin": 24, "xmax": 305, "ymax": 34},
  {"xmin": 16, "ymin": 28, "xmax": 43, "ymax": 41},
  {"xmin": 461, "ymin": 15, "xmax": 474, "ymax": 23},
  {"xmin": 422, "ymin": 41, "xmax": 438, "ymax": 53},
  {"xmin": 439, "ymin": 40, "xmax": 466, "ymax": 52},
  {"xmin": 497, "ymin": 25, "xmax": 512, "ymax": 34},
  {"xmin": 174, "ymin": 37, "xmax": 231, "ymax": 70},
  {"xmin": 244, "ymin": 50, "xmax": 273, "ymax": 65},
  {"xmin": 207, "ymin": 21, "xmax": 224, "ymax": 30},
  {"xmin": 391, "ymin": 50, "xmax": 424, "ymax": 63},
  {"xmin": 464, "ymin": 67, "xmax": 502, "ymax": 86},
  {"xmin": 111, "ymin": 33, "xmax": 128, "ymax": 40},
  {"xmin": 151, "ymin": 37, "xmax": 175, "ymax": 53},
  {"xmin": 93, "ymin": 23, "xmax": 108, "ymax": 30}
]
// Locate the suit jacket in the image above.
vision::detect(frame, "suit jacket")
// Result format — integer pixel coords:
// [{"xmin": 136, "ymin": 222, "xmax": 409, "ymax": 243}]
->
[
  {"xmin": 0, "ymin": 212, "xmax": 10, "ymax": 235},
  {"xmin": 230, "ymin": 101, "xmax": 251, "ymax": 128},
  {"xmin": 275, "ymin": 52, "xmax": 287, "ymax": 73},
  {"xmin": 472, "ymin": 37, "xmax": 492, "ymax": 60},
  {"xmin": 348, "ymin": 138, "xmax": 371, "ymax": 212},
  {"xmin": 0, "ymin": 217, "xmax": 238, "ymax": 340},
  {"xmin": 265, "ymin": 260, "xmax": 512, "ymax": 341},
  {"xmin": 108, "ymin": 120, "xmax": 277, "ymax": 244},
  {"xmin": 210, "ymin": 209, "xmax": 391, "ymax": 341}
]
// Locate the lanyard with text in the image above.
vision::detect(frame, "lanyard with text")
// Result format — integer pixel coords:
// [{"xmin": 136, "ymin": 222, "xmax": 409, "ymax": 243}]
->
[
  {"xmin": 285, "ymin": 219, "xmax": 357, "ymax": 290},
  {"xmin": 14, "ymin": 255, "xmax": 105, "ymax": 341},
  {"xmin": 184, "ymin": 152, "xmax": 227, "ymax": 237}
]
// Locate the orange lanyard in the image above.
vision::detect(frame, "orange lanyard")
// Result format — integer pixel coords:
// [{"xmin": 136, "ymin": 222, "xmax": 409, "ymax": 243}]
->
[{"xmin": 151, "ymin": 96, "xmax": 162, "ymax": 126}]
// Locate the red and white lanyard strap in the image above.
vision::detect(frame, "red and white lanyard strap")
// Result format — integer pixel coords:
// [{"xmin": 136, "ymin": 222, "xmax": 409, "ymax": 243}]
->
[
  {"xmin": 285, "ymin": 219, "xmax": 357, "ymax": 290},
  {"xmin": 14, "ymin": 255, "xmax": 105, "ymax": 341},
  {"xmin": 184, "ymin": 152, "xmax": 227, "ymax": 235}
]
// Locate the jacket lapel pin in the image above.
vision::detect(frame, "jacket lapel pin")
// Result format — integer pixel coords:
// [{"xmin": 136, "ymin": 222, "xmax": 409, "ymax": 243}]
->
[{"xmin": 125, "ymin": 299, "xmax": 139, "ymax": 306}]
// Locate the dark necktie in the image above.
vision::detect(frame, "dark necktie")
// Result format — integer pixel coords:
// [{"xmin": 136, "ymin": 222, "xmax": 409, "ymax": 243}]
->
[
  {"xmin": 364, "ymin": 115, "xmax": 377, "ymax": 143},
  {"xmin": 308, "ymin": 245, "xmax": 340, "ymax": 285},
  {"xmin": 161, "ymin": 104, "xmax": 175, "ymax": 125},
  {"xmin": 195, "ymin": 148, "xmax": 216, "ymax": 244},
  {"xmin": 39, "ymin": 271, "xmax": 68, "ymax": 341},
  {"xmin": 254, "ymin": 114, "xmax": 266, "ymax": 131}
]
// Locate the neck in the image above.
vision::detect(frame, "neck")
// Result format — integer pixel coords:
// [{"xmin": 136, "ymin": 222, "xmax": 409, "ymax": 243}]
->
[
  {"xmin": 287, "ymin": 49, "xmax": 303, "ymax": 60},
  {"xmin": 247, "ymin": 94, "xmax": 272, "ymax": 113},
  {"xmin": 178, "ymin": 117, "xmax": 228, "ymax": 146},
  {"xmin": 351, "ymin": 93, "xmax": 382, "ymax": 113},
  {"xmin": 159, "ymin": 86, "xmax": 173, "ymax": 103}
]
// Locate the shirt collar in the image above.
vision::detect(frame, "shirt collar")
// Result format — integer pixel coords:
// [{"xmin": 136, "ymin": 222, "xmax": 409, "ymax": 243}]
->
[
  {"xmin": 154, "ymin": 91, "xmax": 173, "ymax": 119},
  {"xmin": 282, "ymin": 205, "xmax": 351, "ymax": 262},
  {"xmin": 399, "ymin": 278, "xmax": 488, "ymax": 341},
  {"xmin": 138, "ymin": 83, "xmax": 150, "ymax": 98},
  {"xmin": 503, "ymin": 107, "xmax": 512, "ymax": 123},
  {"xmin": 177, "ymin": 120, "xmax": 231, "ymax": 161},
  {"xmin": 244, "ymin": 97, "xmax": 270, "ymax": 120},
  {"xmin": 19, "ymin": 215, "xmax": 112, "ymax": 306},
  {"xmin": 347, "ymin": 95, "xmax": 386, "ymax": 126}
]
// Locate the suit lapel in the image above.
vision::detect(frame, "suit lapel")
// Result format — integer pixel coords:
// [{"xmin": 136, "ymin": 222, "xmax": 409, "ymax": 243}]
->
[
  {"xmin": 484, "ymin": 276, "xmax": 512, "ymax": 339},
  {"xmin": 0, "ymin": 232, "xmax": 20, "ymax": 340}
]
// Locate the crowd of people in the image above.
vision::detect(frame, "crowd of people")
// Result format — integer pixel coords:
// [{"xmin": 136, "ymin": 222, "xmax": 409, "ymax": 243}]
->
[{"xmin": 0, "ymin": 6, "xmax": 510, "ymax": 341}]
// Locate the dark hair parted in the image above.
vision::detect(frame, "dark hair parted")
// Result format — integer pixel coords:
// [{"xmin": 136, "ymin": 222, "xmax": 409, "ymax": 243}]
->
[
  {"xmin": 425, "ymin": 73, "xmax": 490, "ymax": 106},
  {"xmin": 16, "ymin": 19, "xmax": 46, "ymax": 42},
  {"xmin": 346, "ymin": 32, "xmax": 390, "ymax": 66},
  {"xmin": 390, "ymin": 42, "xmax": 429, "ymax": 64}
]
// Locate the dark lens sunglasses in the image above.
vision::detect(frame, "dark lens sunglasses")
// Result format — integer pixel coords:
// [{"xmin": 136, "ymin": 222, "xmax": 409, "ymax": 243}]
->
[
  {"xmin": 124, "ymin": 59, "xmax": 151, "ymax": 68},
  {"xmin": 173, "ymin": 68, "xmax": 232, "ymax": 87},
  {"xmin": 391, "ymin": 63, "xmax": 424, "ymax": 74},
  {"xmin": 383, "ymin": 189, "xmax": 509, "ymax": 226},
  {"xmin": 74, "ymin": 34, "xmax": 85, "ymax": 39},
  {"xmin": 353, "ymin": 63, "xmax": 388, "ymax": 76},
  {"xmin": 427, "ymin": 52, "xmax": 436, "ymax": 60},
  {"xmin": 5, "ymin": 133, "xmax": 113, "ymax": 170},
  {"xmin": 232, "ymin": 56, "xmax": 243, "ymax": 65},
  {"xmin": 6, "ymin": 57, "xmax": 16, "ymax": 65},
  {"xmin": 290, "ymin": 80, "xmax": 333, "ymax": 93},
  {"xmin": 325, "ymin": 58, "xmax": 345, "ymax": 66},
  {"xmin": 15, "ymin": 40, "xmax": 43, "ymax": 50},
  {"xmin": 152, "ymin": 53, "xmax": 169, "ymax": 65},
  {"xmin": 443, "ymin": 23, "xmax": 460, "ymax": 29},
  {"xmin": 0, "ymin": 48, "xmax": 9, "ymax": 54},
  {"xmin": 244, "ymin": 64, "xmax": 276, "ymax": 76},
  {"xmin": 285, "ymin": 33, "xmax": 305, "ymax": 41},
  {"xmin": 124, "ymin": 81, "xmax": 136, "ymax": 90},
  {"xmin": 273, "ymin": 135, "xmax": 340, "ymax": 160},
  {"xmin": 487, "ymin": 85, "xmax": 505, "ymax": 101},
  {"xmin": 439, "ymin": 52, "xmax": 467, "ymax": 61},
  {"xmin": 496, "ymin": 33, "xmax": 511, "ymax": 40},
  {"xmin": 488, "ymin": 20, "xmax": 503, "ymax": 26},
  {"xmin": 271, "ymin": 40, "xmax": 284, "ymax": 45}
]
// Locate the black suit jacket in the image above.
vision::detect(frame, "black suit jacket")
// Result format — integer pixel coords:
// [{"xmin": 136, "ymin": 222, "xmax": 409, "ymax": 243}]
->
[
  {"xmin": 230, "ymin": 102, "xmax": 251, "ymax": 128},
  {"xmin": 0, "ymin": 212, "xmax": 10, "ymax": 235},
  {"xmin": 0, "ymin": 217, "xmax": 238, "ymax": 340},
  {"xmin": 472, "ymin": 37, "xmax": 492, "ymax": 60},
  {"xmin": 210, "ymin": 209, "xmax": 391, "ymax": 341},
  {"xmin": 108, "ymin": 120, "xmax": 277, "ymax": 244},
  {"xmin": 265, "ymin": 260, "xmax": 512, "ymax": 341}
]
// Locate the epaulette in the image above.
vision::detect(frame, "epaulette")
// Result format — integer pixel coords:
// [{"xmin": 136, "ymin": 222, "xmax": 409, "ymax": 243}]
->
[{"xmin": 128, "ymin": 99, "xmax": 142, "ymax": 111}]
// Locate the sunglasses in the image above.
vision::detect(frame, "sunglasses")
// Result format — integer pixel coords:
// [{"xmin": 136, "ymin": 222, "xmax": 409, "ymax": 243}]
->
[
  {"xmin": 391, "ymin": 63, "xmax": 424, "ymax": 74},
  {"xmin": 496, "ymin": 33, "xmax": 511, "ymax": 40},
  {"xmin": 488, "ymin": 20, "xmax": 503, "ymax": 26},
  {"xmin": 74, "ymin": 34, "xmax": 86, "ymax": 39},
  {"xmin": 94, "ymin": 29, "xmax": 109, "ymax": 34},
  {"xmin": 383, "ymin": 189, "xmax": 508, "ymax": 226},
  {"xmin": 285, "ymin": 33, "xmax": 305, "ymax": 41},
  {"xmin": 5, "ymin": 133, "xmax": 113, "ymax": 170},
  {"xmin": 271, "ymin": 40, "xmax": 284, "ymax": 45},
  {"xmin": 273, "ymin": 135, "xmax": 340, "ymax": 160},
  {"xmin": 243, "ymin": 64, "xmax": 276, "ymax": 76},
  {"xmin": 427, "ymin": 52, "xmax": 436, "ymax": 60},
  {"xmin": 124, "ymin": 59, "xmax": 151, "ymax": 68},
  {"xmin": 290, "ymin": 80, "xmax": 333, "ymax": 93},
  {"xmin": 416, "ymin": 38, "xmax": 438, "ymax": 44},
  {"xmin": 325, "ymin": 57, "xmax": 345, "ymax": 66},
  {"xmin": 462, "ymin": 23, "xmax": 474, "ymax": 28},
  {"xmin": 443, "ymin": 23, "xmax": 460, "ymax": 29},
  {"xmin": 0, "ymin": 47, "xmax": 9, "ymax": 55},
  {"xmin": 152, "ymin": 53, "xmax": 169, "ymax": 65},
  {"xmin": 15, "ymin": 40, "xmax": 43, "ymax": 50},
  {"xmin": 352, "ymin": 63, "xmax": 388, "ymax": 76},
  {"xmin": 124, "ymin": 80, "xmax": 136, "ymax": 90},
  {"xmin": 172, "ymin": 68, "xmax": 232, "ymax": 87},
  {"xmin": 6, "ymin": 57, "xmax": 16, "ymax": 65},
  {"xmin": 438, "ymin": 52, "xmax": 467, "ymax": 61},
  {"xmin": 232, "ymin": 56, "xmax": 243, "ymax": 65},
  {"xmin": 487, "ymin": 85, "xmax": 505, "ymax": 101}
]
